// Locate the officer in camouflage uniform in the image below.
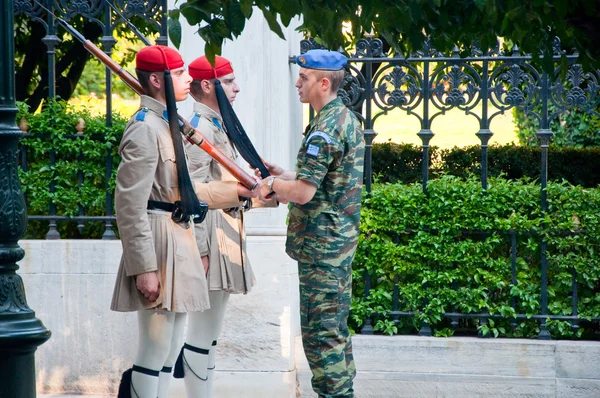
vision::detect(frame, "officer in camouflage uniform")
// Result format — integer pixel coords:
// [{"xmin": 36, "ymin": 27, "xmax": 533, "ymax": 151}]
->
[{"xmin": 259, "ymin": 49, "xmax": 364, "ymax": 398}]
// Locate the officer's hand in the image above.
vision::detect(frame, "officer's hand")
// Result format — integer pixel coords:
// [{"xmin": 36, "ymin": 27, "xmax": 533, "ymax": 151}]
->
[
  {"xmin": 259, "ymin": 177, "xmax": 276, "ymax": 200},
  {"xmin": 136, "ymin": 271, "xmax": 160, "ymax": 302},
  {"xmin": 237, "ymin": 183, "xmax": 259, "ymax": 198},
  {"xmin": 251, "ymin": 160, "xmax": 284, "ymax": 177},
  {"xmin": 265, "ymin": 160, "xmax": 284, "ymax": 176}
]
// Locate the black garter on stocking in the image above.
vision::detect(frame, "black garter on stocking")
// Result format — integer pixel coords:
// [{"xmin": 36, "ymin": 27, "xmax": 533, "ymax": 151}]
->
[
  {"xmin": 117, "ymin": 365, "xmax": 160, "ymax": 397},
  {"xmin": 173, "ymin": 343, "xmax": 210, "ymax": 379}
]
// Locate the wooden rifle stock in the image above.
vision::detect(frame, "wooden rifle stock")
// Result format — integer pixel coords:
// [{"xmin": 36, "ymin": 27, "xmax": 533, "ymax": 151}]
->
[{"xmin": 81, "ymin": 42, "xmax": 258, "ymax": 190}]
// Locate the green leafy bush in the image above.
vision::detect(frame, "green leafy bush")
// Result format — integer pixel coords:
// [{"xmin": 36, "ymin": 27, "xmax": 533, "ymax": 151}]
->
[
  {"xmin": 17, "ymin": 99, "xmax": 127, "ymax": 238},
  {"xmin": 371, "ymin": 142, "xmax": 432, "ymax": 184},
  {"xmin": 352, "ymin": 176, "xmax": 600, "ymax": 339},
  {"xmin": 513, "ymin": 105, "xmax": 600, "ymax": 147},
  {"xmin": 372, "ymin": 142, "xmax": 600, "ymax": 188}
]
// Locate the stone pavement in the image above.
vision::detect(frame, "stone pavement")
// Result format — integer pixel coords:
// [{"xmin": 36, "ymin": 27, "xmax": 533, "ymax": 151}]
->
[{"xmin": 38, "ymin": 335, "xmax": 600, "ymax": 398}]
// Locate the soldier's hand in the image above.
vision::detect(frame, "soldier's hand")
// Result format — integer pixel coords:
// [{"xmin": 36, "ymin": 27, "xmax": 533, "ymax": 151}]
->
[
  {"xmin": 237, "ymin": 182, "xmax": 259, "ymax": 198},
  {"xmin": 201, "ymin": 256, "xmax": 209, "ymax": 276},
  {"xmin": 136, "ymin": 271, "xmax": 160, "ymax": 302}
]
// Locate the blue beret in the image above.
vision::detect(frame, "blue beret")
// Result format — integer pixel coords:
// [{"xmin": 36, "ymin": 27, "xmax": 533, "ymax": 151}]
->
[{"xmin": 296, "ymin": 49, "xmax": 347, "ymax": 71}]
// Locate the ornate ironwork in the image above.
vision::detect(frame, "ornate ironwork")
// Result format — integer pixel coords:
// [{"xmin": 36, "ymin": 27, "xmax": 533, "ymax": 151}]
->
[
  {"xmin": 299, "ymin": 38, "xmax": 323, "ymax": 54},
  {"xmin": 550, "ymin": 64, "xmax": 600, "ymax": 120},
  {"xmin": 412, "ymin": 38, "xmax": 445, "ymax": 58},
  {"xmin": 354, "ymin": 38, "xmax": 385, "ymax": 58},
  {"xmin": 291, "ymin": 34, "xmax": 600, "ymax": 340},
  {"xmin": 14, "ymin": 0, "xmax": 168, "ymax": 239}
]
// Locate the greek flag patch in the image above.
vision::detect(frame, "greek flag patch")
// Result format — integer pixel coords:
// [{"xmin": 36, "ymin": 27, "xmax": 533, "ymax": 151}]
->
[
  {"xmin": 306, "ymin": 131, "xmax": 332, "ymax": 144},
  {"xmin": 306, "ymin": 144, "xmax": 320, "ymax": 157}
]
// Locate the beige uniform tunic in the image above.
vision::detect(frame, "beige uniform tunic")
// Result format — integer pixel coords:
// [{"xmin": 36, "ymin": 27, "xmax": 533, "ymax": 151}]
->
[
  {"xmin": 186, "ymin": 102, "xmax": 274, "ymax": 294},
  {"xmin": 111, "ymin": 96, "xmax": 210, "ymax": 313}
]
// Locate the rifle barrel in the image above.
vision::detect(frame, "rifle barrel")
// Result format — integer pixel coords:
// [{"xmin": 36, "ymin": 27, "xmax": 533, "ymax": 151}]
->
[
  {"xmin": 80, "ymin": 43, "xmax": 257, "ymax": 190},
  {"xmin": 48, "ymin": 11, "xmax": 258, "ymax": 189}
]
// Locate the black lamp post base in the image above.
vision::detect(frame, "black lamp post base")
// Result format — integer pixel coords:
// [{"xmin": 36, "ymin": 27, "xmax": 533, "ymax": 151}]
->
[{"xmin": 0, "ymin": 317, "xmax": 51, "ymax": 398}]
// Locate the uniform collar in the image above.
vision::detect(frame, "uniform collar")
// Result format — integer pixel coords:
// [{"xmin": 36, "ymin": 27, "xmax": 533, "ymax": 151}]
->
[
  {"xmin": 193, "ymin": 101, "xmax": 222, "ymax": 123},
  {"xmin": 317, "ymin": 97, "xmax": 343, "ymax": 116},
  {"xmin": 139, "ymin": 95, "xmax": 167, "ymax": 116},
  {"xmin": 304, "ymin": 97, "xmax": 343, "ymax": 136}
]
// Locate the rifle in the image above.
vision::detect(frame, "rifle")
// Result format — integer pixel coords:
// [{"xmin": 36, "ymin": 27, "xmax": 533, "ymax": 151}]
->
[{"xmin": 37, "ymin": 3, "xmax": 258, "ymax": 190}]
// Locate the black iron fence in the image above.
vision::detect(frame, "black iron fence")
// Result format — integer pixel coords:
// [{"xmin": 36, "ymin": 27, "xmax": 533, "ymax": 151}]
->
[
  {"xmin": 14, "ymin": 0, "xmax": 167, "ymax": 239},
  {"xmin": 15, "ymin": 2, "xmax": 600, "ymax": 338},
  {"xmin": 298, "ymin": 38, "xmax": 600, "ymax": 339}
]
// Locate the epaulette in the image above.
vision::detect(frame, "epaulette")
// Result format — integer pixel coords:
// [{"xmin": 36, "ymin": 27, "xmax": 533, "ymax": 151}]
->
[
  {"xmin": 135, "ymin": 107, "xmax": 149, "ymax": 121},
  {"xmin": 190, "ymin": 113, "xmax": 201, "ymax": 128},
  {"xmin": 211, "ymin": 117, "xmax": 223, "ymax": 130}
]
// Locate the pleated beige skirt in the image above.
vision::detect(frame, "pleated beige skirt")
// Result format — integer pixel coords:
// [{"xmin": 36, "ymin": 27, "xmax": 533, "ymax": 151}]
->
[
  {"xmin": 204, "ymin": 209, "xmax": 256, "ymax": 294},
  {"xmin": 111, "ymin": 210, "xmax": 210, "ymax": 313}
]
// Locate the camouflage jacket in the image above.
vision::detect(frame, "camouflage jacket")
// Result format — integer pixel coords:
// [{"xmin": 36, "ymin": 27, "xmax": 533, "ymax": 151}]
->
[{"xmin": 286, "ymin": 98, "xmax": 365, "ymax": 266}]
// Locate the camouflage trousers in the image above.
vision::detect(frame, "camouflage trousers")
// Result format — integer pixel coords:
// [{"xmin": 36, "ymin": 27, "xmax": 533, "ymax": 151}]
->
[{"xmin": 298, "ymin": 261, "xmax": 356, "ymax": 398}]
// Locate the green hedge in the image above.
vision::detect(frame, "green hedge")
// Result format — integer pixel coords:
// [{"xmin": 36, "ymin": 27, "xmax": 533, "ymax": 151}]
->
[
  {"xmin": 372, "ymin": 142, "xmax": 600, "ymax": 188},
  {"xmin": 352, "ymin": 176, "xmax": 600, "ymax": 338},
  {"xmin": 513, "ymin": 105, "xmax": 600, "ymax": 148},
  {"xmin": 17, "ymin": 100, "xmax": 126, "ymax": 239}
]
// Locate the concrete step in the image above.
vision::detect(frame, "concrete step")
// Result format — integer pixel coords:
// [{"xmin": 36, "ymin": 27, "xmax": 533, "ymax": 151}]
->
[{"xmin": 296, "ymin": 335, "xmax": 600, "ymax": 398}]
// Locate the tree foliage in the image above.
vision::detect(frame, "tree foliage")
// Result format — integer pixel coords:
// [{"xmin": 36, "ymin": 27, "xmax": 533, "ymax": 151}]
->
[{"xmin": 171, "ymin": 0, "xmax": 600, "ymax": 68}]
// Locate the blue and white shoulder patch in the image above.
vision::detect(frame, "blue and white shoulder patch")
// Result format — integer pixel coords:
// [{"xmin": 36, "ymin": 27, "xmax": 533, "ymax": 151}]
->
[
  {"xmin": 190, "ymin": 113, "xmax": 201, "ymax": 128},
  {"xmin": 212, "ymin": 117, "xmax": 223, "ymax": 130},
  {"xmin": 306, "ymin": 144, "xmax": 320, "ymax": 157},
  {"xmin": 135, "ymin": 107, "xmax": 148, "ymax": 121},
  {"xmin": 306, "ymin": 131, "xmax": 332, "ymax": 144}
]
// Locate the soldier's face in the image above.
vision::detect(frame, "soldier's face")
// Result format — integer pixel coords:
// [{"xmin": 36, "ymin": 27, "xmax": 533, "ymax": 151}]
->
[
  {"xmin": 217, "ymin": 73, "xmax": 240, "ymax": 104},
  {"xmin": 171, "ymin": 67, "xmax": 192, "ymax": 101},
  {"xmin": 295, "ymin": 68, "xmax": 320, "ymax": 104}
]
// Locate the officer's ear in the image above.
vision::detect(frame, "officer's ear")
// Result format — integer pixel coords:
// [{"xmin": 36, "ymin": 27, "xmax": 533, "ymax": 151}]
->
[{"xmin": 320, "ymin": 76, "xmax": 331, "ymax": 92}]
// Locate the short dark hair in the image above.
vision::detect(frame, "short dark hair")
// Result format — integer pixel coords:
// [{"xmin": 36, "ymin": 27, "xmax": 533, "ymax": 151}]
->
[
  {"xmin": 135, "ymin": 69, "xmax": 162, "ymax": 95},
  {"xmin": 190, "ymin": 79, "xmax": 217, "ymax": 100}
]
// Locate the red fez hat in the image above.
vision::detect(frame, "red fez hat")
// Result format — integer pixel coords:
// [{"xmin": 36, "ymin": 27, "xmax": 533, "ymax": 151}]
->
[
  {"xmin": 136, "ymin": 45, "xmax": 184, "ymax": 72},
  {"xmin": 189, "ymin": 55, "xmax": 234, "ymax": 80}
]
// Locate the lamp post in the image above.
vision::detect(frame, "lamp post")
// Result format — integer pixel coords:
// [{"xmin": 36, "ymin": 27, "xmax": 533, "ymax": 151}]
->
[{"xmin": 0, "ymin": 1, "xmax": 51, "ymax": 396}]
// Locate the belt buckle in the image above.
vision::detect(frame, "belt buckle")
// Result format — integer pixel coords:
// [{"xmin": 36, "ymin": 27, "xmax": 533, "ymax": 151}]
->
[
  {"xmin": 171, "ymin": 201, "xmax": 188, "ymax": 223},
  {"xmin": 193, "ymin": 202, "xmax": 209, "ymax": 223}
]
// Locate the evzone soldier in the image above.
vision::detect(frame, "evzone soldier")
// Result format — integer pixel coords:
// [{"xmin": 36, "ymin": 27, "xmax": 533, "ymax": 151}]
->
[
  {"xmin": 172, "ymin": 55, "xmax": 275, "ymax": 397},
  {"xmin": 110, "ymin": 45, "xmax": 248, "ymax": 398}
]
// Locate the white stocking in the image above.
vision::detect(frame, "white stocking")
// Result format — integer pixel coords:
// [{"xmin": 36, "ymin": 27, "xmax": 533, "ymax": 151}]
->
[
  {"xmin": 207, "ymin": 292, "xmax": 229, "ymax": 396},
  {"xmin": 184, "ymin": 291, "xmax": 229, "ymax": 398},
  {"xmin": 129, "ymin": 367, "xmax": 159, "ymax": 398},
  {"xmin": 157, "ymin": 312, "xmax": 185, "ymax": 398},
  {"xmin": 131, "ymin": 310, "xmax": 186, "ymax": 398},
  {"xmin": 206, "ymin": 341, "xmax": 217, "ymax": 396}
]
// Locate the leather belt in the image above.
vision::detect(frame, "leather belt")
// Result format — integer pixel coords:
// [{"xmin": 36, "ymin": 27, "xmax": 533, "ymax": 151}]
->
[{"xmin": 147, "ymin": 200, "xmax": 175, "ymax": 212}]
